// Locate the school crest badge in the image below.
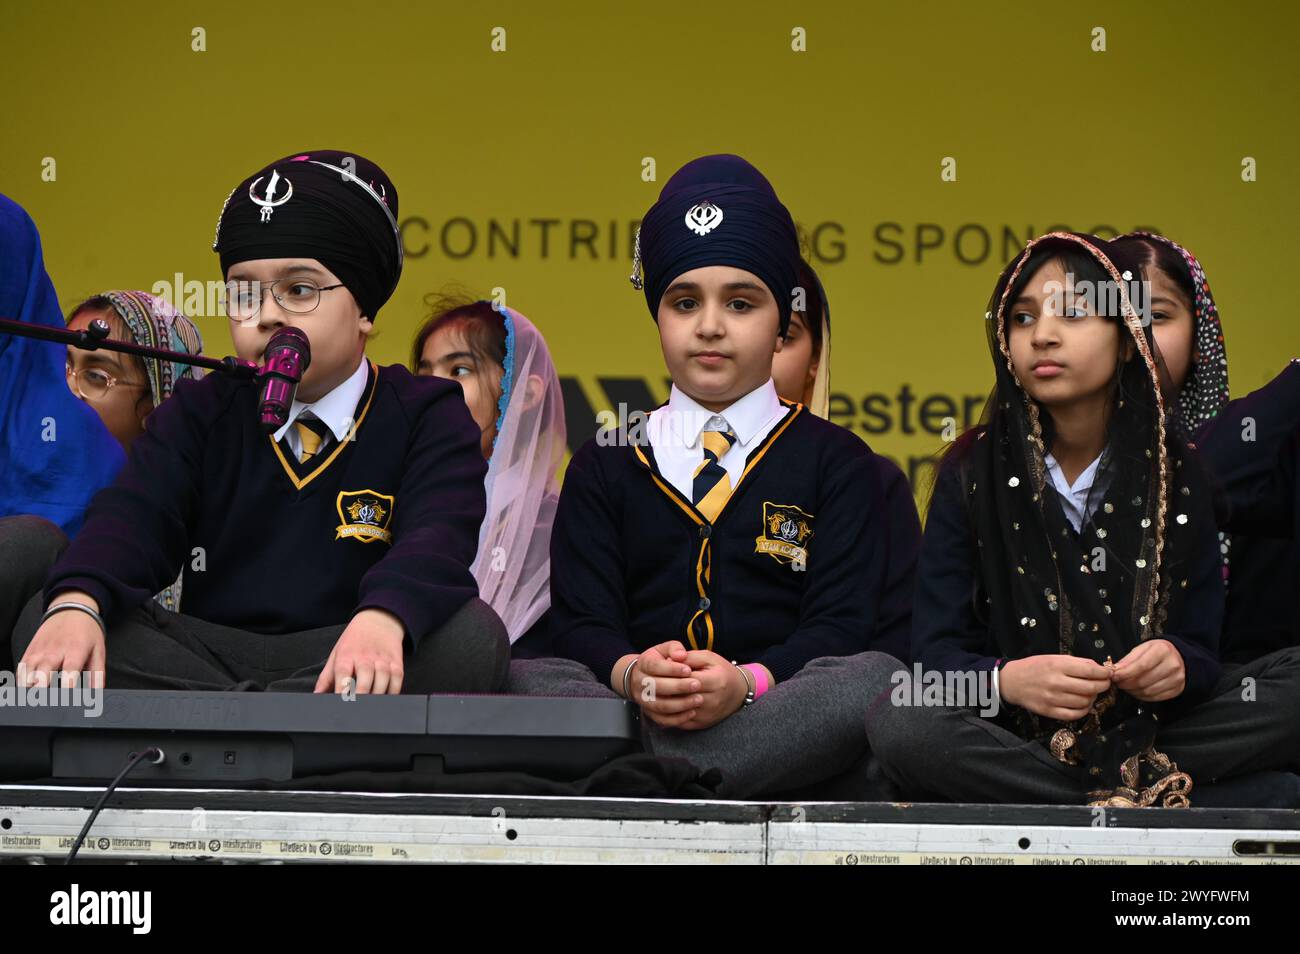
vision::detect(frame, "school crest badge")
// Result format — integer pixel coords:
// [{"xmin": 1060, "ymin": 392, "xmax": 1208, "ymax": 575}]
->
[
  {"xmin": 755, "ymin": 501, "xmax": 814, "ymax": 565},
  {"xmin": 335, "ymin": 489, "xmax": 395, "ymax": 544}
]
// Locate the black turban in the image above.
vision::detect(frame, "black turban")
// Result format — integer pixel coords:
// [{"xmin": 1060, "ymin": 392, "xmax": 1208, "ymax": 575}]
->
[
  {"xmin": 633, "ymin": 154, "xmax": 800, "ymax": 335},
  {"xmin": 213, "ymin": 149, "xmax": 403, "ymax": 321}
]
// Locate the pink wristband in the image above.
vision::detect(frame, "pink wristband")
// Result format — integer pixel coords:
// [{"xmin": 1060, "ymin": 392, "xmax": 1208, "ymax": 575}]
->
[{"xmin": 741, "ymin": 664, "xmax": 769, "ymax": 698}]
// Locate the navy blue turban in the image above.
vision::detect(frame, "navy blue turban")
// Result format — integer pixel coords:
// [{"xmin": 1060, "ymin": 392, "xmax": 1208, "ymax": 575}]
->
[
  {"xmin": 634, "ymin": 154, "xmax": 800, "ymax": 335},
  {"xmin": 213, "ymin": 149, "xmax": 403, "ymax": 321}
]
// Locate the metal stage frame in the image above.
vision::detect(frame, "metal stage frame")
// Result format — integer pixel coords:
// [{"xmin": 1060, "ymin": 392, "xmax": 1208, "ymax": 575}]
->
[{"xmin": 2, "ymin": 786, "xmax": 1298, "ymax": 864}]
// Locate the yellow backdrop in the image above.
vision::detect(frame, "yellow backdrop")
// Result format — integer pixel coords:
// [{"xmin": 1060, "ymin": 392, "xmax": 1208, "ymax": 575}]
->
[{"xmin": 3, "ymin": 1, "xmax": 1297, "ymax": 500}]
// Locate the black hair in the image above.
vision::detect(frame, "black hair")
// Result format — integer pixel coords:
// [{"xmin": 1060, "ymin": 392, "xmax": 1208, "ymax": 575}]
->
[
  {"xmin": 1110, "ymin": 235, "xmax": 1196, "ymax": 311},
  {"xmin": 1003, "ymin": 241, "xmax": 1130, "ymax": 327},
  {"xmin": 940, "ymin": 235, "xmax": 1147, "ymax": 476},
  {"xmin": 410, "ymin": 290, "xmax": 509, "ymax": 408},
  {"xmin": 792, "ymin": 257, "xmax": 825, "ymax": 354}
]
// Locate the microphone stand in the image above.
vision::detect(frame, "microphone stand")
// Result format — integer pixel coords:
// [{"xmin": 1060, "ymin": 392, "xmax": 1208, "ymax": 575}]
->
[{"xmin": 0, "ymin": 315, "xmax": 259, "ymax": 380}]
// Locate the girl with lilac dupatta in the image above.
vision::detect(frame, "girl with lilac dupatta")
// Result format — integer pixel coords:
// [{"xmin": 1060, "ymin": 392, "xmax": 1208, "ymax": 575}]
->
[{"xmin": 413, "ymin": 297, "xmax": 566, "ymax": 657}]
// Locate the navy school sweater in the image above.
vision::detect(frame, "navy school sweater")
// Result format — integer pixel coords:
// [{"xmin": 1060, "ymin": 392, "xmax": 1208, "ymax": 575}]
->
[
  {"xmin": 44, "ymin": 360, "xmax": 487, "ymax": 647},
  {"xmin": 550, "ymin": 400, "xmax": 919, "ymax": 684},
  {"xmin": 1193, "ymin": 361, "xmax": 1300, "ymax": 661},
  {"xmin": 913, "ymin": 446, "xmax": 1224, "ymax": 705}
]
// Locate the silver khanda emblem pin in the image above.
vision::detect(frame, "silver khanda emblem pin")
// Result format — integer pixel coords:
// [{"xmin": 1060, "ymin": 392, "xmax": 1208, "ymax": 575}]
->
[
  {"xmin": 249, "ymin": 169, "xmax": 294, "ymax": 223},
  {"xmin": 685, "ymin": 200, "xmax": 723, "ymax": 236}
]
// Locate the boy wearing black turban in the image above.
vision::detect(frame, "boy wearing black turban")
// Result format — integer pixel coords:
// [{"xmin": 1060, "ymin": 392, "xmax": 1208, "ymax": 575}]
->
[
  {"xmin": 16, "ymin": 150, "xmax": 509, "ymax": 695},
  {"xmin": 512, "ymin": 154, "xmax": 907, "ymax": 799}
]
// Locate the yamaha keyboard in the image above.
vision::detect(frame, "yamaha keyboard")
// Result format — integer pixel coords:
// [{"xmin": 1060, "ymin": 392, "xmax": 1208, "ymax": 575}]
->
[{"xmin": 0, "ymin": 690, "xmax": 639, "ymax": 783}]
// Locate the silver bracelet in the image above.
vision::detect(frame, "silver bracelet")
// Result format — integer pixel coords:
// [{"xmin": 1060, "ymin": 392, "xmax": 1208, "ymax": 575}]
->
[
  {"xmin": 621, "ymin": 656, "xmax": 640, "ymax": 700},
  {"xmin": 41, "ymin": 601, "xmax": 107, "ymax": 639},
  {"xmin": 731, "ymin": 660, "xmax": 756, "ymax": 707}
]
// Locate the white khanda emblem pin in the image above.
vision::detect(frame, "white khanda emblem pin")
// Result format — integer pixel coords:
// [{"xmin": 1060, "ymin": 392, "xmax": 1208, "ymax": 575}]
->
[
  {"xmin": 249, "ymin": 169, "xmax": 294, "ymax": 223},
  {"xmin": 684, "ymin": 200, "xmax": 723, "ymax": 236}
]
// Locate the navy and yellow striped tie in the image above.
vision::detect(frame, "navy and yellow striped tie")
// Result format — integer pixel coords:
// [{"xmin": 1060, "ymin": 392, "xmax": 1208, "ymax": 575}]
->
[
  {"xmin": 692, "ymin": 427, "xmax": 737, "ymax": 522},
  {"xmin": 294, "ymin": 416, "xmax": 332, "ymax": 464}
]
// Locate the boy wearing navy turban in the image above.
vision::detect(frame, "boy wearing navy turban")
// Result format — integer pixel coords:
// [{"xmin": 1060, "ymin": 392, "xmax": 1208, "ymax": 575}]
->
[
  {"xmin": 15, "ymin": 150, "xmax": 509, "ymax": 695},
  {"xmin": 513, "ymin": 154, "xmax": 906, "ymax": 799}
]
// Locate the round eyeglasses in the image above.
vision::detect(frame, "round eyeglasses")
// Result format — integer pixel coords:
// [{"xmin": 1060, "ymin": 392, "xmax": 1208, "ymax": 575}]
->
[
  {"xmin": 222, "ymin": 278, "xmax": 345, "ymax": 322},
  {"xmin": 66, "ymin": 363, "xmax": 147, "ymax": 401}
]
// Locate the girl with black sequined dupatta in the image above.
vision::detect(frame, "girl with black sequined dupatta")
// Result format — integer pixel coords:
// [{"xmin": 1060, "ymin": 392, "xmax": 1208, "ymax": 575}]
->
[{"xmin": 868, "ymin": 232, "xmax": 1300, "ymax": 807}]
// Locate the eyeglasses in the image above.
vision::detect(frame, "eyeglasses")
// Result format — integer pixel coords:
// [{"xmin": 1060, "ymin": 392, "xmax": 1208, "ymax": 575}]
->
[
  {"xmin": 66, "ymin": 363, "xmax": 147, "ymax": 401},
  {"xmin": 222, "ymin": 278, "xmax": 346, "ymax": 322}
]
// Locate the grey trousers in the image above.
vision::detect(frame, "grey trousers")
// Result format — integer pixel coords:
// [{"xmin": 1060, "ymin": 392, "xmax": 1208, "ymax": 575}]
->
[
  {"xmin": 1, "ymin": 514, "xmax": 511, "ymax": 694},
  {"xmin": 509, "ymin": 652, "xmax": 904, "ymax": 799},
  {"xmin": 12, "ymin": 593, "xmax": 509, "ymax": 694},
  {"xmin": 867, "ymin": 648, "xmax": 1300, "ymax": 805}
]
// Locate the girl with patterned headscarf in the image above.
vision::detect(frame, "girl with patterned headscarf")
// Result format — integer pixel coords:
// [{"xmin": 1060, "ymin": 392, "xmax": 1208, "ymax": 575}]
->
[
  {"xmin": 1112, "ymin": 232, "xmax": 1229, "ymax": 435},
  {"xmin": 1115, "ymin": 232, "xmax": 1300, "ymax": 665},
  {"xmin": 65, "ymin": 290, "xmax": 204, "ymax": 611},
  {"xmin": 869, "ymin": 232, "xmax": 1300, "ymax": 808},
  {"xmin": 65, "ymin": 290, "xmax": 205, "ymax": 449}
]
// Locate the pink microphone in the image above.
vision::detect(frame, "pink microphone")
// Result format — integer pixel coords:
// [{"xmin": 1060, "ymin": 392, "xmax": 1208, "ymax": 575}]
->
[{"xmin": 258, "ymin": 327, "xmax": 311, "ymax": 433}]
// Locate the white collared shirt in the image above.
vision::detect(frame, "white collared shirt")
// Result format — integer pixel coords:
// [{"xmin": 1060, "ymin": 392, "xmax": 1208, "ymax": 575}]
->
[
  {"xmin": 272, "ymin": 356, "xmax": 369, "ymax": 458},
  {"xmin": 647, "ymin": 379, "xmax": 789, "ymax": 501},
  {"xmin": 1043, "ymin": 449, "xmax": 1109, "ymax": 533}
]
